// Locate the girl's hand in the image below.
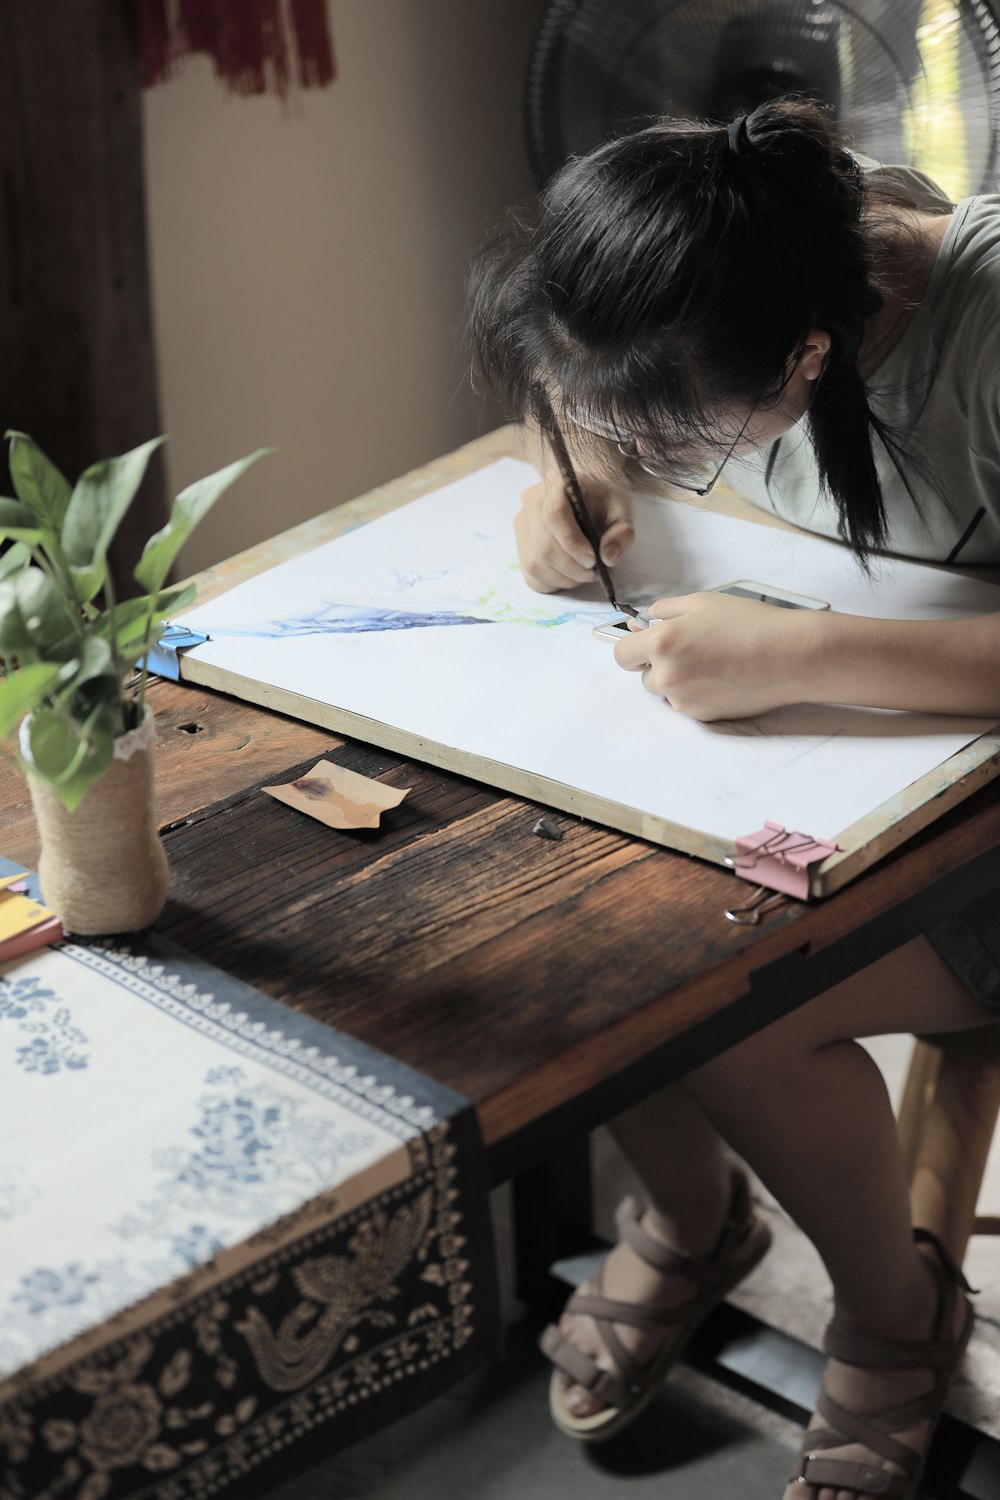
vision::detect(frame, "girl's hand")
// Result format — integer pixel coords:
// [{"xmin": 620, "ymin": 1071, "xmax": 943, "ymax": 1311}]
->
[
  {"xmin": 515, "ymin": 469, "xmax": 634, "ymax": 592},
  {"xmin": 613, "ymin": 591, "xmax": 816, "ymax": 721}
]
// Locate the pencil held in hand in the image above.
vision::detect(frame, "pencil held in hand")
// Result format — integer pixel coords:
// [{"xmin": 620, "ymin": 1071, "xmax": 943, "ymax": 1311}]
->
[{"xmin": 536, "ymin": 400, "xmax": 620, "ymax": 609}]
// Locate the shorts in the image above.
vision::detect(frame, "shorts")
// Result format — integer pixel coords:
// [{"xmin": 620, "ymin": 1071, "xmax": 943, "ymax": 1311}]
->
[{"xmin": 928, "ymin": 894, "xmax": 1000, "ymax": 1009}]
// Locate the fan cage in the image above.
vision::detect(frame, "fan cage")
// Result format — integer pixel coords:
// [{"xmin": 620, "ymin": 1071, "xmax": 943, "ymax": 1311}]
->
[{"xmin": 526, "ymin": 0, "xmax": 1000, "ymax": 201}]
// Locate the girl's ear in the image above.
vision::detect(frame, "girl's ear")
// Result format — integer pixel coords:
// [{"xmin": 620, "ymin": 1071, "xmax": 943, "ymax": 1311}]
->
[{"xmin": 797, "ymin": 328, "xmax": 832, "ymax": 381}]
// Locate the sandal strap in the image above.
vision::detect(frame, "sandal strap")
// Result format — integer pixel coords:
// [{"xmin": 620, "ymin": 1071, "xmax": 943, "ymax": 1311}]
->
[
  {"xmin": 816, "ymin": 1389, "xmax": 923, "ymax": 1473},
  {"xmin": 615, "ymin": 1198, "xmax": 691, "ymax": 1274},
  {"xmin": 538, "ymin": 1166, "xmax": 769, "ymax": 1424},
  {"xmin": 797, "ymin": 1226, "xmax": 977, "ymax": 1500},
  {"xmin": 537, "ymin": 1324, "xmax": 633, "ymax": 1408},
  {"xmin": 825, "ymin": 1224, "xmax": 976, "ymax": 1372},
  {"xmin": 913, "ymin": 1227, "xmax": 976, "ymax": 1296},
  {"xmin": 567, "ymin": 1288, "xmax": 714, "ymax": 1329},
  {"xmin": 615, "ymin": 1166, "xmax": 756, "ymax": 1280},
  {"xmin": 790, "ymin": 1452, "xmax": 913, "ymax": 1497},
  {"xmin": 823, "ymin": 1322, "xmax": 961, "ymax": 1371}
]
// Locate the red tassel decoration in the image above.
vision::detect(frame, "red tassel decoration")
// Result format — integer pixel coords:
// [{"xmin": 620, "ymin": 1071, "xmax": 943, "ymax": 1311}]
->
[
  {"xmin": 137, "ymin": 0, "xmax": 173, "ymax": 88},
  {"xmin": 137, "ymin": 0, "xmax": 335, "ymax": 97},
  {"xmin": 290, "ymin": 0, "xmax": 335, "ymax": 89}
]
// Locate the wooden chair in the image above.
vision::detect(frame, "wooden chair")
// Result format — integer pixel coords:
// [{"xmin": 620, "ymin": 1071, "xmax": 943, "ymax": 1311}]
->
[{"xmin": 898, "ymin": 1025, "xmax": 1000, "ymax": 1265}]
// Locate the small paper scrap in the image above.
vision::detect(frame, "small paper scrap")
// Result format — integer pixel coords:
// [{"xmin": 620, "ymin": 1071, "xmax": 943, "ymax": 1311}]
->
[{"xmin": 262, "ymin": 759, "xmax": 410, "ymax": 830}]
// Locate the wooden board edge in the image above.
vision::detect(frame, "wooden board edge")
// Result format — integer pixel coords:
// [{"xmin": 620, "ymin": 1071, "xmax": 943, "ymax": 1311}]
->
[
  {"xmin": 179, "ymin": 655, "xmax": 734, "ymax": 866},
  {"xmin": 809, "ymin": 729, "xmax": 1000, "ymax": 897}
]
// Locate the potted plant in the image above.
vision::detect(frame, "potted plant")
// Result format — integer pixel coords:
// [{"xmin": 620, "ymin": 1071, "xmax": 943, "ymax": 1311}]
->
[{"xmin": 0, "ymin": 431, "xmax": 266, "ymax": 934}]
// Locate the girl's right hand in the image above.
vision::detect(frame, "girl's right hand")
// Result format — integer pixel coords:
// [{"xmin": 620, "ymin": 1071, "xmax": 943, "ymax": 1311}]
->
[{"xmin": 514, "ymin": 470, "xmax": 635, "ymax": 593}]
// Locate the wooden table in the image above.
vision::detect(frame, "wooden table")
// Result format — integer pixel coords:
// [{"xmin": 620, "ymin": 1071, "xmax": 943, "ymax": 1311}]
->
[
  {"xmin": 5, "ymin": 428, "xmax": 1000, "ymax": 1496},
  {"xmin": 7, "ymin": 426, "xmax": 1000, "ymax": 1163}
]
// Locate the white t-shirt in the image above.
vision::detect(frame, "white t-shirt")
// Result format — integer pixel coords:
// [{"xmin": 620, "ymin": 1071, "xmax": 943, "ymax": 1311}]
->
[{"xmin": 728, "ymin": 166, "xmax": 1000, "ymax": 565}]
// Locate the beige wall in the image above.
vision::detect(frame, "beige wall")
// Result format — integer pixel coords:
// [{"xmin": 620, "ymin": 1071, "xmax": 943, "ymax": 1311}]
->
[{"xmin": 142, "ymin": 0, "xmax": 545, "ymax": 574}]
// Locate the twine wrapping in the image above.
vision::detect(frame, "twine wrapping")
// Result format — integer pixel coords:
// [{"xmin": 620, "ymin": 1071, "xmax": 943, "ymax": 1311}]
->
[{"xmin": 24, "ymin": 714, "xmax": 169, "ymax": 935}]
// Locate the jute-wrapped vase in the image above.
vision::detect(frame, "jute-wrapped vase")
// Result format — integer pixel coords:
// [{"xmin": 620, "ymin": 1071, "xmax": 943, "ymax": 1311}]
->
[{"xmin": 24, "ymin": 712, "xmax": 168, "ymax": 935}]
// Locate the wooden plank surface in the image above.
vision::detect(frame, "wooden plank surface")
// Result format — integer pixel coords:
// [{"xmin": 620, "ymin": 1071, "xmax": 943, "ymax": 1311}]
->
[
  {"xmin": 4, "ymin": 657, "xmax": 1000, "ymax": 1150},
  {"xmin": 175, "ymin": 426, "xmax": 1000, "ymax": 897},
  {"xmin": 6, "ymin": 430, "xmax": 1000, "ymax": 1156},
  {"xmin": 1, "ymin": 681, "xmax": 338, "ymax": 872},
  {"xmin": 150, "ymin": 719, "xmax": 1000, "ymax": 1148}
]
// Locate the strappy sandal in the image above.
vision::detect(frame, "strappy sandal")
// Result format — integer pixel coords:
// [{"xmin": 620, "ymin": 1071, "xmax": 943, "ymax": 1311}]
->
[
  {"xmin": 789, "ymin": 1227, "xmax": 976, "ymax": 1498},
  {"xmin": 539, "ymin": 1165, "xmax": 772, "ymax": 1442}
]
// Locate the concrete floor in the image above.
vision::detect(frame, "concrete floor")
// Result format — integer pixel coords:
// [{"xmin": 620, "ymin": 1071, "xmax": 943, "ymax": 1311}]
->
[{"xmin": 263, "ymin": 1033, "xmax": 1000, "ymax": 1500}]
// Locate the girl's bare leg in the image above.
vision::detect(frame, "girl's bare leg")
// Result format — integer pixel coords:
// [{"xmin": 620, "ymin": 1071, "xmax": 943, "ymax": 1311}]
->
[
  {"xmin": 553, "ymin": 1084, "xmax": 734, "ymax": 1417},
  {"xmin": 684, "ymin": 936, "xmax": 989, "ymax": 1500},
  {"xmin": 554, "ymin": 934, "xmax": 993, "ymax": 1500}
]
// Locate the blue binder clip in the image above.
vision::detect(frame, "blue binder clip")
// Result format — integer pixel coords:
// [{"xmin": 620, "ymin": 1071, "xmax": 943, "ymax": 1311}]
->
[{"xmin": 142, "ymin": 622, "xmax": 209, "ymax": 682}]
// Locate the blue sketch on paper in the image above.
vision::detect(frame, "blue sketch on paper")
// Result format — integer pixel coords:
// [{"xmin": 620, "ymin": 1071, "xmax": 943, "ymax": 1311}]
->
[
  {"xmin": 208, "ymin": 604, "xmax": 496, "ymax": 639},
  {"xmin": 204, "ymin": 599, "xmax": 599, "ymax": 640}
]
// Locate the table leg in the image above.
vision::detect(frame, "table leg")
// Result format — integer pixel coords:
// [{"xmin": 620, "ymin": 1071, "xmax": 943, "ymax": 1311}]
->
[{"xmin": 511, "ymin": 1137, "xmax": 595, "ymax": 1316}]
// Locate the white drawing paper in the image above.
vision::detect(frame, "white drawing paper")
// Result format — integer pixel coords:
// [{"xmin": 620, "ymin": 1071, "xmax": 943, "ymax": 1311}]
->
[{"xmin": 178, "ymin": 458, "xmax": 1000, "ymax": 848}]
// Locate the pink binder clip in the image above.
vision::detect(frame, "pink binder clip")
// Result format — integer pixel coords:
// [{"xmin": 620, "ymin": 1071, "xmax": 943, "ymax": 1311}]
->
[{"xmin": 724, "ymin": 820, "xmax": 838, "ymax": 921}]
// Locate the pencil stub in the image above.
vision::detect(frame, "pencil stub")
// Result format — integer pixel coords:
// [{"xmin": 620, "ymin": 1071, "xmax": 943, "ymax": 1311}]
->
[{"xmin": 263, "ymin": 759, "xmax": 410, "ymax": 830}]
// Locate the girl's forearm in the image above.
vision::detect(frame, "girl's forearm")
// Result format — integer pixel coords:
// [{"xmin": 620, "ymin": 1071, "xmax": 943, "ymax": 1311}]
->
[{"xmin": 801, "ymin": 610, "xmax": 1000, "ymax": 716}]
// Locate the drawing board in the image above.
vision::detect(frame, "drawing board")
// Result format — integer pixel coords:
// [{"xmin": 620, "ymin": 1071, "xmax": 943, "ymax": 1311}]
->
[{"xmin": 176, "ymin": 458, "xmax": 1000, "ymax": 896}]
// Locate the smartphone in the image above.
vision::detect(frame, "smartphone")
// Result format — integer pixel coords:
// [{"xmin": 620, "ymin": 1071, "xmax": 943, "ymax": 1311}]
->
[
  {"xmin": 713, "ymin": 579, "xmax": 831, "ymax": 611},
  {"xmin": 591, "ymin": 579, "xmax": 829, "ymax": 640},
  {"xmin": 592, "ymin": 617, "xmax": 636, "ymax": 641}
]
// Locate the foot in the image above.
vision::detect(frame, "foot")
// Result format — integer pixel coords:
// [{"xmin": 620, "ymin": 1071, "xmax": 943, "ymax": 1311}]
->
[
  {"xmin": 540, "ymin": 1167, "xmax": 772, "ymax": 1441},
  {"xmin": 785, "ymin": 1241, "xmax": 973, "ymax": 1500},
  {"xmin": 556, "ymin": 1208, "xmax": 710, "ymax": 1419}
]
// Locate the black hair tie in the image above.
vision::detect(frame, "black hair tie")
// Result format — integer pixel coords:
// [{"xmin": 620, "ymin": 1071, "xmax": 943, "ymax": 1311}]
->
[{"xmin": 727, "ymin": 114, "xmax": 750, "ymax": 154}]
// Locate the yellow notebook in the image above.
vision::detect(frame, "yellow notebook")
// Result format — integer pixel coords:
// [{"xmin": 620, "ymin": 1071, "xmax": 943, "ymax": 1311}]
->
[{"xmin": 0, "ymin": 874, "xmax": 61, "ymax": 958}]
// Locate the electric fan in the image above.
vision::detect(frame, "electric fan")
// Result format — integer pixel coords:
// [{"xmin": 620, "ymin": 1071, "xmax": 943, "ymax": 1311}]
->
[{"xmin": 526, "ymin": 0, "xmax": 1000, "ymax": 203}]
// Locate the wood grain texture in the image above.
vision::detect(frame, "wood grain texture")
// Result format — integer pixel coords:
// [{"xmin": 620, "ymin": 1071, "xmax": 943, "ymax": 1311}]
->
[
  {"xmin": 153, "ymin": 730, "xmax": 1000, "ymax": 1146},
  {"xmin": 0, "ymin": 679, "xmax": 338, "ymax": 870},
  {"xmin": 6, "ymin": 431, "xmax": 1000, "ymax": 1159},
  {"xmin": 4, "ymin": 647, "xmax": 1000, "ymax": 1150}
]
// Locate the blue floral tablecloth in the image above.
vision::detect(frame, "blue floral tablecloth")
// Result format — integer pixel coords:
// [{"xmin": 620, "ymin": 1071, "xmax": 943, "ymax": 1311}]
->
[{"xmin": 0, "ymin": 860, "xmax": 498, "ymax": 1500}]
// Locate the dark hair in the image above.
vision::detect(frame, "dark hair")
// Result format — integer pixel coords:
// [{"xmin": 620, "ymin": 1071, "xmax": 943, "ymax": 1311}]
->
[{"xmin": 469, "ymin": 97, "xmax": 916, "ymax": 558}]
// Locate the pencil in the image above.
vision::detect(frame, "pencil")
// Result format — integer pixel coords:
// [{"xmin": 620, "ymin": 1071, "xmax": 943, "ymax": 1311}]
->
[{"xmin": 535, "ymin": 393, "xmax": 630, "ymax": 614}]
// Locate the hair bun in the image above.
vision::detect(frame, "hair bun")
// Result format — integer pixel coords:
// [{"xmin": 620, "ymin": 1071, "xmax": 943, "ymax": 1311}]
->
[{"xmin": 730, "ymin": 98, "xmax": 864, "ymax": 225}]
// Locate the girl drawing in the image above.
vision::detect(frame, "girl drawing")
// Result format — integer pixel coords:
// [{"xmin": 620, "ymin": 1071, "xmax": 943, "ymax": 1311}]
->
[{"xmin": 470, "ymin": 98, "xmax": 999, "ymax": 1500}]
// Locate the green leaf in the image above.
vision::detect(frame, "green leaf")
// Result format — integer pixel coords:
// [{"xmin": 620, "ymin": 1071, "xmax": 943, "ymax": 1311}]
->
[
  {"xmin": 69, "ymin": 636, "xmax": 114, "ymax": 689},
  {"xmin": 27, "ymin": 699, "xmax": 116, "ymax": 810},
  {"xmin": 0, "ymin": 496, "xmax": 48, "ymax": 546},
  {"xmin": 27, "ymin": 706, "xmax": 84, "ymax": 782},
  {"xmin": 93, "ymin": 584, "xmax": 194, "ymax": 644},
  {"xmin": 62, "ymin": 436, "xmax": 166, "ymax": 603},
  {"xmin": 6, "ymin": 432, "xmax": 72, "ymax": 529},
  {"xmin": 0, "ymin": 660, "xmax": 67, "ymax": 738},
  {"xmin": 0, "ymin": 541, "xmax": 31, "ymax": 580},
  {"xmin": 0, "ymin": 569, "xmax": 81, "ymax": 656},
  {"xmin": 120, "ymin": 607, "xmax": 200, "ymax": 671},
  {"xmin": 33, "ymin": 702, "xmax": 117, "ymax": 811},
  {"xmin": 134, "ymin": 449, "xmax": 271, "ymax": 593},
  {"xmin": 91, "ymin": 584, "xmax": 196, "ymax": 667}
]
